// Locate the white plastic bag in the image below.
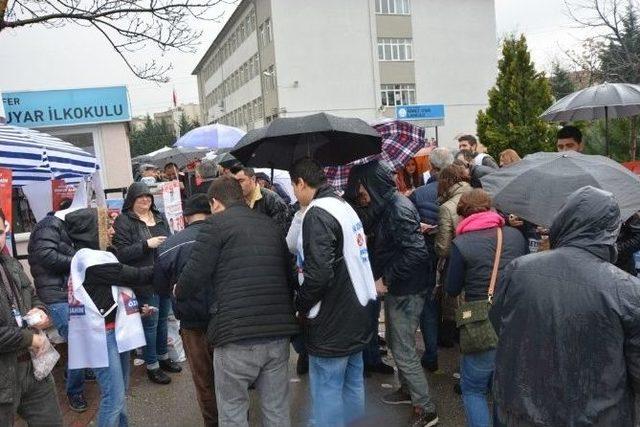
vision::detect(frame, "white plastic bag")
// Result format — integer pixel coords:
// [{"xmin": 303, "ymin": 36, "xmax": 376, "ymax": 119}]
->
[
  {"xmin": 166, "ymin": 314, "xmax": 186, "ymax": 362},
  {"xmin": 30, "ymin": 332, "xmax": 60, "ymax": 381}
]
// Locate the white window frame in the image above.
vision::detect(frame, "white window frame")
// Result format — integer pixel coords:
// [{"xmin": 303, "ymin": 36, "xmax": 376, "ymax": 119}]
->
[
  {"xmin": 375, "ymin": 0, "xmax": 410, "ymax": 15},
  {"xmin": 377, "ymin": 38, "xmax": 413, "ymax": 61},
  {"xmin": 380, "ymin": 84, "xmax": 416, "ymax": 106}
]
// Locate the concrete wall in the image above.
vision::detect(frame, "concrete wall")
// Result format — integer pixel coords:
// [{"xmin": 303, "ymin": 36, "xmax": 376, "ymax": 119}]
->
[
  {"xmin": 270, "ymin": 0, "xmax": 379, "ymax": 119},
  {"xmin": 411, "ymin": 0, "xmax": 497, "ymax": 148}
]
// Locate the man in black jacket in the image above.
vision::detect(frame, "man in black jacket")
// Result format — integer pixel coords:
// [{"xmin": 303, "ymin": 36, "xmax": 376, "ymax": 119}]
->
[
  {"xmin": 176, "ymin": 176, "xmax": 299, "ymax": 427},
  {"xmin": 346, "ymin": 161, "xmax": 438, "ymax": 427},
  {"xmin": 491, "ymin": 186, "xmax": 640, "ymax": 426},
  {"xmin": 27, "ymin": 212, "xmax": 89, "ymax": 412},
  {"xmin": 291, "ymin": 159, "xmax": 377, "ymax": 427},
  {"xmin": 234, "ymin": 167, "xmax": 291, "ymax": 235},
  {"xmin": 0, "ymin": 208, "xmax": 63, "ymax": 426},
  {"xmin": 154, "ymin": 194, "xmax": 217, "ymax": 427}
]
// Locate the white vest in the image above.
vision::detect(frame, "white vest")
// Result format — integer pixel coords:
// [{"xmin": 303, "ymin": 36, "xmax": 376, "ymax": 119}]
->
[
  {"xmin": 68, "ymin": 249, "xmax": 146, "ymax": 369},
  {"xmin": 474, "ymin": 152, "xmax": 487, "ymax": 166},
  {"xmin": 298, "ymin": 197, "xmax": 377, "ymax": 318}
]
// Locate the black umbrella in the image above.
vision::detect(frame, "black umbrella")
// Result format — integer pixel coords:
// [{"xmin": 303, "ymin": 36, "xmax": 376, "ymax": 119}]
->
[
  {"xmin": 481, "ymin": 151, "xmax": 640, "ymax": 227},
  {"xmin": 230, "ymin": 113, "xmax": 382, "ymax": 169}
]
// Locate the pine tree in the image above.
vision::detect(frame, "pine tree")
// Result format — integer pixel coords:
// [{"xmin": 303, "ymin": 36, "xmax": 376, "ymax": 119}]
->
[
  {"xmin": 178, "ymin": 112, "xmax": 200, "ymax": 137},
  {"xmin": 477, "ymin": 35, "xmax": 556, "ymax": 158},
  {"xmin": 549, "ymin": 61, "xmax": 575, "ymax": 100}
]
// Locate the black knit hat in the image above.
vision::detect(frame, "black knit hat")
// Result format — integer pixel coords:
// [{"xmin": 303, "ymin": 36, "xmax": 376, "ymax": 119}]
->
[{"xmin": 183, "ymin": 194, "xmax": 211, "ymax": 217}]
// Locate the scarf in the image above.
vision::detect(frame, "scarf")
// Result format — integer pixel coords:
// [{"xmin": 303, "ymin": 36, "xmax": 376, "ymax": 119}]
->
[{"xmin": 456, "ymin": 211, "xmax": 505, "ymax": 236}]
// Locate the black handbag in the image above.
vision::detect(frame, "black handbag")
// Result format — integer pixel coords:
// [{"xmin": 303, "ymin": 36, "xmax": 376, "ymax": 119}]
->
[{"xmin": 455, "ymin": 227, "xmax": 502, "ymax": 354}]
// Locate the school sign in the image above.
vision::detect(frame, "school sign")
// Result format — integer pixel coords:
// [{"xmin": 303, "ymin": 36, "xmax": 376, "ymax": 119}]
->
[{"xmin": 2, "ymin": 86, "xmax": 131, "ymax": 128}]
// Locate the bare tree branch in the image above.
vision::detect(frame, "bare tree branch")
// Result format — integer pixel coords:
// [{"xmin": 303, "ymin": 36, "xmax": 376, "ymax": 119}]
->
[{"xmin": 1, "ymin": 0, "xmax": 226, "ymax": 82}]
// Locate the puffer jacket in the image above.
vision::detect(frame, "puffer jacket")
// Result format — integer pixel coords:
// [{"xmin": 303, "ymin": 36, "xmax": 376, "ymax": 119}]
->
[
  {"xmin": 154, "ymin": 220, "xmax": 210, "ymax": 330},
  {"xmin": 346, "ymin": 161, "xmax": 431, "ymax": 296},
  {"xmin": 435, "ymin": 182, "xmax": 472, "ymax": 258},
  {"xmin": 113, "ymin": 182, "xmax": 170, "ymax": 298},
  {"xmin": 27, "ymin": 214, "xmax": 75, "ymax": 304},
  {"xmin": 0, "ymin": 254, "xmax": 47, "ymax": 404},
  {"xmin": 409, "ymin": 177, "xmax": 439, "ymax": 225},
  {"xmin": 295, "ymin": 185, "xmax": 375, "ymax": 357},
  {"xmin": 176, "ymin": 203, "xmax": 299, "ymax": 347},
  {"xmin": 490, "ymin": 186, "xmax": 640, "ymax": 427}
]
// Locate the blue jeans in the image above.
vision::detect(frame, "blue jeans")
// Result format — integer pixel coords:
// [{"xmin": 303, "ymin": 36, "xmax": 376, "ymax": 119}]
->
[
  {"xmin": 309, "ymin": 352, "xmax": 365, "ymax": 427},
  {"xmin": 420, "ymin": 289, "xmax": 439, "ymax": 365},
  {"xmin": 47, "ymin": 302, "xmax": 85, "ymax": 396},
  {"xmin": 460, "ymin": 349, "xmax": 496, "ymax": 427},
  {"xmin": 138, "ymin": 293, "xmax": 170, "ymax": 370},
  {"xmin": 94, "ymin": 329, "xmax": 130, "ymax": 427},
  {"xmin": 363, "ymin": 299, "xmax": 382, "ymax": 366}
]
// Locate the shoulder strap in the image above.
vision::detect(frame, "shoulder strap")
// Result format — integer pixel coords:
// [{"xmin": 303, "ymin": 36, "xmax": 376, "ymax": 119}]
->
[{"xmin": 487, "ymin": 227, "xmax": 503, "ymax": 302}]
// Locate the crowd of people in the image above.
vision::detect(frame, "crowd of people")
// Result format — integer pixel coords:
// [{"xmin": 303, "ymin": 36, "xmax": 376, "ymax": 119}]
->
[{"xmin": 2, "ymin": 124, "xmax": 640, "ymax": 427}]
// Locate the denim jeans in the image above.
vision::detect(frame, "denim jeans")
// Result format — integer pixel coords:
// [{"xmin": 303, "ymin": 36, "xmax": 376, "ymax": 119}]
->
[
  {"xmin": 309, "ymin": 352, "xmax": 365, "ymax": 427},
  {"xmin": 138, "ymin": 293, "xmax": 170, "ymax": 370},
  {"xmin": 94, "ymin": 329, "xmax": 130, "ymax": 427},
  {"xmin": 47, "ymin": 302, "xmax": 85, "ymax": 396},
  {"xmin": 213, "ymin": 338, "xmax": 290, "ymax": 427},
  {"xmin": 385, "ymin": 293, "xmax": 436, "ymax": 412},
  {"xmin": 420, "ymin": 289, "xmax": 439, "ymax": 365},
  {"xmin": 460, "ymin": 349, "xmax": 496, "ymax": 427},
  {"xmin": 363, "ymin": 299, "xmax": 383, "ymax": 366}
]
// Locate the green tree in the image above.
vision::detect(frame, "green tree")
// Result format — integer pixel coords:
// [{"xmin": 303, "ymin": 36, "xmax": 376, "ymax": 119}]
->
[
  {"xmin": 129, "ymin": 115, "xmax": 176, "ymax": 157},
  {"xmin": 477, "ymin": 35, "xmax": 556, "ymax": 158},
  {"xmin": 549, "ymin": 61, "xmax": 576, "ymax": 100},
  {"xmin": 178, "ymin": 112, "xmax": 200, "ymax": 137}
]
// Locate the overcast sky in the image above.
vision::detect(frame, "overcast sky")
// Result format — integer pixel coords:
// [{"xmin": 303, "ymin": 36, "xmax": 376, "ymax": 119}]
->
[{"xmin": 0, "ymin": 0, "xmax": 592, "ymax": 117}]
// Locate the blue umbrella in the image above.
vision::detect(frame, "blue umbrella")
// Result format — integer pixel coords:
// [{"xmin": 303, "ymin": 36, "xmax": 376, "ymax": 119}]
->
[{"xmin": 174, "ymin": 124, "xmax": 246, "ymax": 150}]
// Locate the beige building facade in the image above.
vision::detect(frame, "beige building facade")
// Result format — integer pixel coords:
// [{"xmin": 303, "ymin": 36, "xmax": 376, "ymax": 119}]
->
[{"xmin": 193, "ymin": 0, "xmax": 497, "ymax": 145}]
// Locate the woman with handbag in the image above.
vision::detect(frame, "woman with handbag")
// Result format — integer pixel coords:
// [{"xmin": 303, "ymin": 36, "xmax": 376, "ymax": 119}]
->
[{"xmin": 444, "ymin": 189, "xmax": 526, "ymax": 427}]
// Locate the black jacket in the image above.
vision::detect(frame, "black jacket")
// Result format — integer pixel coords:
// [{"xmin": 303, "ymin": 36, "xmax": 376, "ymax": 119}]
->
[
  {"xmin": 616, "ymin": 213, "xmax": 640, "ymax": 275},
  {"xmin": 253, "ymin": 187, "xmax": 291, "ymax": 235},
  {"xmin": 27, "ymin": 214, "xmax": 75, "ymax": 304},
  {"xmin": 347, "ymin": 161, "xmax": 431, "ymax": 296},
  {"xmin": 113, "ymin": 183, "xmax": 170, "ymax": 298},
  {"xmin": 445, "ymin": 225, "xmax": 527, "ymax": 301},
  {"xmin": 66, "ymin": 208, "xmax": 153, "ymax": 323},
  {"xmin": 295, "ymin": 185, "xmax": 375, "ymax": 357},
  {"xmin": 490, "ymin": 186, "xmax": 640, "ymax": 427},
  {"xmin": 0, "ymin": 255, "xmax": 46, "ymax": 404},
  {"xmin": 176, "ymin": 203, "xmax": 299, "ymax": 347},
  {"xmin": 154, "ymin": 220, "xmax": 210, "ymax": 330}
]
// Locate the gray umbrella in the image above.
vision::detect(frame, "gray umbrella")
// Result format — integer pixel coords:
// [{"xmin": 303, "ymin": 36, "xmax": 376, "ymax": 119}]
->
[
  {"xmin": 540, "ymin": 82, "xmax": 640, "ymax": 156},
  {"xmin": 144, "ymin": 146, "xmax": 210, "ymax": 169},
  {"xmin": 481, "ymin": 151, "xmax": 640, "ymax": 227},
  {"xmin": 230, "ymin": 112, "xmax": 381, "ymax": 169}
]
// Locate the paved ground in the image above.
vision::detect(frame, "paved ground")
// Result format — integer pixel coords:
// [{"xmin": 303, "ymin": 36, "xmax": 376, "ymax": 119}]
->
[{"xmin": 22, "ymin": 335, "xmax": 466, "ymax": 426}]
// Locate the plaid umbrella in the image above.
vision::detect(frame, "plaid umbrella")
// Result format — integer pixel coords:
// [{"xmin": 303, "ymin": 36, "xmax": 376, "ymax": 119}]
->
[{"xmin": 324, "ymin": 120, "xmax": 427, "ymax": 190}]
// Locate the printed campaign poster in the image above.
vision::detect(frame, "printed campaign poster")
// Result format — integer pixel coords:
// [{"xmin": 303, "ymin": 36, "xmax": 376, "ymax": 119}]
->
[
  {"xmin": 106, "ymin": 199, "xmax": 124, "ymax": 220},
  {"xmin": 0, "ymin": 169, "xmax": 13, "ymax": 256},
  {"xmin": 162, "ymin": 180, "xmax": 184, "ymax": 234},
  {"xmin": 51, "ymin": 179, "xmax": 76, "ymax": 211}
]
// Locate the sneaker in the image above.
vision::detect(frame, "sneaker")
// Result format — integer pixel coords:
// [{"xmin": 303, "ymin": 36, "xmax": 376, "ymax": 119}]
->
[
  {"xmin": 421, "ymin": 359, "xmax": 439, "ymax": 373},
  {"xmin": 68, "ymin": 393, "xmax": 88, "ymax": 413},
  {"xmin": 147, "ymin": 368, "xmax": 171, "ymax": 385},
  {"xmin": 409, "ymin": 406, "xmax": 439, "ymax": 427},
  {"xmin": 381, "ymin": 388, "xmax": 412, "ymax": 405},
  {"xmin": 84, "ymin": 369, "xmax": 97, "ymax": 381},
  {"xmin": 364, "ymin": 362, "xmax": 395, "ymax": 375},
  {"xmin": 296, "ymin": 354, "xmax": 309, "ymax": 376},
  {"xmin": 159, "ymin": 359, "xmax": 182, "ymax": 373}
]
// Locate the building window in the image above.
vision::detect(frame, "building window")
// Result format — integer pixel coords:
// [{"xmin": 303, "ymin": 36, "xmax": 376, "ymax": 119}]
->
[
  {"xmin": 381, "ymin": 84, "xmax": 416, "ymax": 106},
  {"xmin": 263, "ymin": 65, "xmax": 276, "ymax": 93},
  {"xmin": 376, "ymin": 0, "xmax": 410, "ymax": 14},
  {"xmin": 259, "ymin": 18, "xmax": 273, "ymax": 47},
  {"xmin": 377, "ymin": 38, "xmax": 413, "ymax": 61}
]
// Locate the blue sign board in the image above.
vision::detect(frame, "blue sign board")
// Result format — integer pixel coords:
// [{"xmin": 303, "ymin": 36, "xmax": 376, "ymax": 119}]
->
[
  {"xmin": 396, "ymin": 104, "xmax": 445, "ymax": 121},
  {"xmin": 2, "ymin": 86, "xmax": 131, "ymax": 128}
]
